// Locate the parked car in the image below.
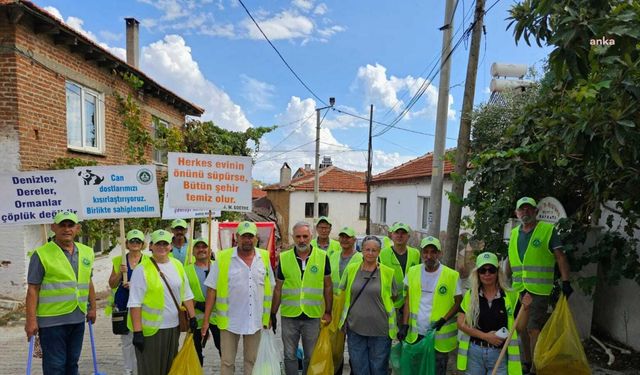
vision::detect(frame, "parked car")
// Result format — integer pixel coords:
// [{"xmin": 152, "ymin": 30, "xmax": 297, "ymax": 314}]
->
[{"xmin": 355, "ymin": 235, "xmax": 387, "ymax": 252}]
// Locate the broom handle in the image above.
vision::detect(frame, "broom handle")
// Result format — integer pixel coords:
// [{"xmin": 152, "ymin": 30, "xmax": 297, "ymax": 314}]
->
[{"xmin": 491, "ymin": 306, "xmax": 525, "ymax": 375}]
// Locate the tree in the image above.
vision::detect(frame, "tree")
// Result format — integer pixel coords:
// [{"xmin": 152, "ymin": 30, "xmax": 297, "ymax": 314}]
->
[{"xmin": 464, "ymin": 0, "xmax": 640, "ymax": 292}]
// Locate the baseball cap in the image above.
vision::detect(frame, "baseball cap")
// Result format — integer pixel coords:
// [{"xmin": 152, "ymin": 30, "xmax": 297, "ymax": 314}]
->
[
  {"xmin": 151, "ymin": 229, "xmax": 173, "ymax": 244},
  {"xmin": 193, "ymin": 237, "xmax": 209, "ymax": 247},
  {"xmin": 53, "ymin": 211, "xmax": 79, "ymax": 224},
  {"xmin": 476, "ymin": 252, "xmax": 499, "ymax": 268},
  {"xmin": 338, "ymin": 227, "xmax": 356, "ymax": 237},
  {"xmin": 171, "ymin": 219, "xmax": 188, "ymax": 229},
  {"xmin": 393, "ymin": 222, "xmax": 411, "ymax": 233},
  {"xmin": 236, "ymin": 221, "xmax": 258, "ymax": 236},
  {"xmin": 420, "ymin": 236, "xmax": 441, "ymax": 251},
  {"xmin": 126, "ymin": 229, "xmax": 145, "ymax": 241},
  {"xmin": 315, "ymin": 216, "xmax": 332, "ymax": 226},
  {"xmin": 516, "ymin": 197, "xmax": 537, "ymax": 209}
]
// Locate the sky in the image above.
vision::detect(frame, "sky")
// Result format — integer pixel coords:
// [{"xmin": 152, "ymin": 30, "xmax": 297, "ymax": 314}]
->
[{"xmin": 38, "ymin": 0, "xmax": 551, "ymax": 183}]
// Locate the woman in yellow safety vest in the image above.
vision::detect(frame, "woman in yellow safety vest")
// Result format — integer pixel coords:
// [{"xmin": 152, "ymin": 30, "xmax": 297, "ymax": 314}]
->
[
  {"xmin": 107, "ymin": 229, "xmax": 147, "ymax": 375},
  {"xmin": 457, "ymin": 252, "xmax": 532, "ymax": 375},
  {"xmin": 127, "ymin": 229, "xmax": 198, "ymax": 375},
  {"xmin": 339, "ymin": 235, "xmax": 399, "ymax": 375}
]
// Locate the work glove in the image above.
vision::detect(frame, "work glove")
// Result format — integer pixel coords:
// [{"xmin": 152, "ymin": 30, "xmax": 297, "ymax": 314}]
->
[
  {"xmin": 270, "ymin": 313, "xmax": 278, "ymax": 334},
  {"xmin": 562, "ymin": 281, "xmax": 573, "ymax": 299},
  {"xmin": 432, "ymin": 318, "xmax": 446, "ymax": 331},
  {"xmin": 133, "ymin": 331, "xmax": 144, "ymax": 352},
  {"xmin": 194, "ymin": 301, "xmax": 206, "ymax": 312},
  {"xmin": 189, "ymin": 317, "xmax": 198, "ymax": 334},
  {"xmin": 397, "ymin": 324, "xmax": 409, "ymax": 342}
]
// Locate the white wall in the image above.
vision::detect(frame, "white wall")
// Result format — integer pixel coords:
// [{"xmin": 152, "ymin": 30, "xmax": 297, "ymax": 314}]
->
[{"xmin": 288, "ymin": 191, "xmax": 367, "ymax": 240}]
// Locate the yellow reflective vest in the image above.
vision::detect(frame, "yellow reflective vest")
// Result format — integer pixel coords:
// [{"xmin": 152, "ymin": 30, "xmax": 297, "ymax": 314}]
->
[
  {"xmin": 279, "ymin": 248, "xmax": 327, "ymax": 318},
  {"xmin": 338, "ymin": 261, "xmax": 397, "ymax": 339},
  {"xmin": 329, "ymin": 250, "xmax": 363, "ymax": 293},
  {"xmin": 311, "ymin": 238, "xmax": 341, "ymax": 257},
  {"xmin": 405, "ymin": 264, "xmax": 459, "ymax": 353},
  {"xmin": 105, "ymin": 254, "xmax": 147, "ymax": 316},
  {"xmin": 508, "ymin": 221, "xmax": 556, "ymax": 296},
  {"xmin": 379, "ymin": 245, "xmax": 420, "ymax": 308},
  {"xmin": 457, "ymin": 289, "xmax": 522, "ymax": 375},
  {"xmin": 185, "ymin": 261, "xmax": 217, "ymax": 328},
  {"xmin": 35, "ymin": 241, "xmax": 94, "ymax": 317}
]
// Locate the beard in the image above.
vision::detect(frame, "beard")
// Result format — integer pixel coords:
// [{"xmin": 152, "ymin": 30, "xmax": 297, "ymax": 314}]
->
[
  {"xmin": 296, "ymin": 243, "xmax": 309, "ymax": 252},
  {"xmin": 520, "ymin": 215, "xmax": 535, "ymax": 224}
]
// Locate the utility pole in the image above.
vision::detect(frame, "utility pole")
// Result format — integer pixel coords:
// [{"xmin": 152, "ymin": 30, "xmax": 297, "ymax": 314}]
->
[
  {"xmin": 443, "ymin": 0, "xmax": 485, "ymax": 267},
  {"xmin": 366, "ymin": 104, "xmax": 374, "ymax": 235},
  {"xmin": 427, "ymin": 0, "xmax": 456, "ymax": 237},
  {"xmin": 314, "ymin": 97, "xmax": 335, "ymax": 220}
]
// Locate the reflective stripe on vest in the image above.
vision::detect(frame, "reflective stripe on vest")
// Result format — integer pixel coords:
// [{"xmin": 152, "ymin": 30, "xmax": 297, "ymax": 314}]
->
[
  {"xmin": 126, "ymin": 258, "xmax": 186, "ymax": 337},
  {"xmin": 105, "ymin": 254, "xmax": 147, "ymax": 316},
  {"xmin": 457, "ymin": 290, "xmax": 522, "ymax": 375},
  {"xmin": 310, "ymin": 238, "xmax": 341, "ymax": 257},
  {"xmin": 215, "ymin": 248, "xmax": 272, "ymax": 329},
  {"xmin": 36, "ymin": 242, "xmax": 94, "ymax": 317},
  {"xmin": 338, "ymin": 260, "xmax": 398, "ymax": 339},
  {"xmin": 329, "ymin": 250, "xmax": 363, "ymax": 293},
  {"xmin": 508, "ymin": 221, "xmax": 555, "ymax": 295},
  {"xmin": 185, "ymin": 261, "xmax": 216, "ymax": 327},
  {"xmin": 405, "ymin": 264, "xmax": 459, "ymax": 353},
  {"xmin": 280, "ymin": 248, "xmax": 326, "ymax": 318},
  {"xmin": 379, "ymin": 246, "xmax": 421, "ymax": 308}
]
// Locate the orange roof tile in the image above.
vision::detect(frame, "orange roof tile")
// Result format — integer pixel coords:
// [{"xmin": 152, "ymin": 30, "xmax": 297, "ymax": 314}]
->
[
  {"xmin": 265, "ymin": 165, "xmax": 366, "ymax": 193},
  {"xmin": 371, "ymin": 152, "xmax": 454, "ymax": 184},
  {"xmin": 252, "ymin": 187, "xmax": 267, "ymax": 199}
]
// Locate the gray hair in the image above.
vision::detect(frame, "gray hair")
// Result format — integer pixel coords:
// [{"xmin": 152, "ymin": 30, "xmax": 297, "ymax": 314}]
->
[
  {"xmin": 292, "ymin": 221, "xmax": 313, "ymax": 235},
  {"xmin": 362, "ymin": 235, "xmax": 382, "ymax": 249}
]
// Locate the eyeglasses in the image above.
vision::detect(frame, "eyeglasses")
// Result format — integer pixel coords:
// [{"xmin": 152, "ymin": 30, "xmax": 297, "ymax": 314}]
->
[
  {"xmin": 479, "ymin": 266, "xmax": 497, "ymax": 275},
  {"xmin": 129, "ymin": 239, "xmax": 143, "ymax": 244}
]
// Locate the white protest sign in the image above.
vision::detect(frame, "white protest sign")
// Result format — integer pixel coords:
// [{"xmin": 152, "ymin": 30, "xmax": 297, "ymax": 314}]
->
[
  {"xmin": 162, "ymin": 182, "xmax": 220, "ymax": 219},
  {"xmin": 167, "ymin": 152, "xmax": 252, "ymax": 212},
  {"xmin": 0, "ymin": 170, "xmax": 81, "ymax": 226},
  {"xmin": 537, "ymin": 196, "xmax": 567, "ymax": 224},
  {"xmin": 75, "ymin": 165, "xmax": 160, "ymax": 219}
]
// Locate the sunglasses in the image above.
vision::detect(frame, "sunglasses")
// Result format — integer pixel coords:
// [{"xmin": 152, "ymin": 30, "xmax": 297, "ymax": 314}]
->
[
  {"xmin": 129, "ymin": 239, "xmax": 143, "ymax": 244},
  {"xmin": 479, "ymin": 266, "xmax": 497, "ymax": 275}
]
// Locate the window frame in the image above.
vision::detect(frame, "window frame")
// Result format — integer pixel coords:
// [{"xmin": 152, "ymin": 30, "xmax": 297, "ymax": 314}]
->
[
  {"xmin": 152, "ymin": 116, "xmax": 170, "ymax": 165},
  {"xmin": 378, "ymin": 197, "xmax": 387, "ymax": 223},
  {"xmin": 65, "ymin": 80, "xmax": 105, "ymax": 154},
  {"xmin": 359, "ymin": 202, "xmax": 367, "ymax": 220},
  {"xmin": 419, "ymin": 196, "xmax": 431, "ymax": 230},
  {"xmin": 304, "ymin": 202, "xmax": 329, "ymax": 218}
]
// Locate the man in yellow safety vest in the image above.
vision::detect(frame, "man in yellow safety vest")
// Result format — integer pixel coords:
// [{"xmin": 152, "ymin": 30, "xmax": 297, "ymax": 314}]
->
[{"xmin": 310, "ymin": 216, "xmax": 341, "ymax": 256}]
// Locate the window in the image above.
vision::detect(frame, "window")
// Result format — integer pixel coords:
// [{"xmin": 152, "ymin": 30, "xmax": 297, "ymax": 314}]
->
[
  {"xmin": 378, "ymin": 197, "xmax": 387, "ymax": 223},
  {"xmin": 66, "ymin": 81, "xmax": 104, "ymax": 153},
  {"xmin": 359, "ymin": 203, "xmax": 367, "ymax": 220},
  {"xmin": 305, "ymin": 202, "xmax": 329, "ymax": 218},
  {"xmin": 152, "ymin": 117, "xmax": 170, "ymax": 164},
  {"xmin": 419, "ymin": 196, "xmax": 431, "ymax": 230}
]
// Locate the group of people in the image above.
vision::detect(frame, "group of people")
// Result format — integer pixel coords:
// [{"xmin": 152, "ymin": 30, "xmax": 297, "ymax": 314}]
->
[{"xmin": 25, "ymin": 196, "xmax": 572, "ymax": 375}]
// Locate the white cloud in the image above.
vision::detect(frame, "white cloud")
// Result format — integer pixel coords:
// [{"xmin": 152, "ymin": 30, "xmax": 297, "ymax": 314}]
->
[
  {"xmin": 292, "ymin": 0, "xmax": 314, "ymax": 11},
  {"xmin": 141, "ymin": 35, "xmax": 253, "ymax": 131},
  {"xmin": 138, "ymin": 0, "xmax": 188, "ymax": 21},
  {"xmin": 317, "ymin": 25, "xmax": 346, "ymax": 39},
  {"xmin": 99, "ymin": 30, "xmax": 122, "ymax": 42},
  {"xmin": 242, "ymin": 10, "xmax": 314, "ymax": 41},
  {"xmin": 43, "ymin": 6, "xmax": 63, "ymax": 21},
  {"xmin": 199, "ymin": 23, "xmax": 236, "ymax": 37},
  {"xmin": 354, "ymin": 63, "xmax": 455, "ymax": 121},
  {"xmin": 240, "ymin": 75, "xmax": 276, "ymax": 110},
  {"xmin": 314, "ymin": 3, "xmax": 328, "ymax": 15}
]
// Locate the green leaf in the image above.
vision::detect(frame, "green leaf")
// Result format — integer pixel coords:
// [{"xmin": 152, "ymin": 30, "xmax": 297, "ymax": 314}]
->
[{"xmin": 617, "ymin": 120, "xmax": 636, "ymax": 128}]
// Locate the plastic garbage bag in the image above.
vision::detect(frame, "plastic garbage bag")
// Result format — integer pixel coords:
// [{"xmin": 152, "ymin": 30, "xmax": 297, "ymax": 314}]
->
[
  {"xmin": 534, "ymin": 296, "xmax": 590, "ymax": 375},
  {"xmin": 307, "ymin": 323, "xmax": 334, "ymax": 375},
  {"xmin": 400, "ymin": 329, "xmax": 436, "ymax": 375},
  {"xmin": 252, "ymin": 330, "xmax": 281, "ymax": 375},
  {"xmin": 168, "ymin": 333, "xmax": 203, "ymax": 375},
  {"xmin": 390, "ymin": 342, "xmax": 402, "ymax": 375},
  {"xmin": 329, "ymin": 293, "xmax": 346, "ymax": 369}
]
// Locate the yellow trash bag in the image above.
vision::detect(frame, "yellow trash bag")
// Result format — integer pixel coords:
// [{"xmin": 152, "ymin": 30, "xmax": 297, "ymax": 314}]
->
[
  {"xmin": 534, "ymin": 296, "xmax": 590, "ymax": 375},
  {"xmin": 308, "ymin": 322, "xmax": 334, "ymax": 375},
  {"xmin": 329, "ymin": 293, "xmax": 346, "ymax": 369},
  {"xmin": 168, "ymin": 333, "xmax": 203, "ymax": 375}
]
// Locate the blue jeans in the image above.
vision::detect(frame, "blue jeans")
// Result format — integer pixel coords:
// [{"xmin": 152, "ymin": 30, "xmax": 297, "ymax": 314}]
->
[
  {"xmin": 466, "ymin": 342, "xmax": 507, "ymax": 375},
  {"xmin": 347, "ymin": 329, "xmax": 391, "ymax": 375},
  {"xmin": 39, "ymin": 322, "xmax": 85, "ymax": 375}
]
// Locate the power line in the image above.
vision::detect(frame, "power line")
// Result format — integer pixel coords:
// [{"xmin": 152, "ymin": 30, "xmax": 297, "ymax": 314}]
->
[{"xmin": 237, "ymin": 0, "xmax": 327, "ymax": 106}]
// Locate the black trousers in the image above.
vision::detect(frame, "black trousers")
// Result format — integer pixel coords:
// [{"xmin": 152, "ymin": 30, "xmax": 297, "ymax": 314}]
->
[{"xmin": 193, "ymin": 324, "xmax": 221, "ymax": 366}]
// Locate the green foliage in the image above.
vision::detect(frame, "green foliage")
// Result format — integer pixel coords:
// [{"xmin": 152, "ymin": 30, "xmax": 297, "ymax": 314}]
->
[
  {"xmin": 115, "ymin": 73, "xmax": 153, "ymax": 164},
  {"xmin": 465, "ymin": 0, "xmax": 640, "ymax": 289}
]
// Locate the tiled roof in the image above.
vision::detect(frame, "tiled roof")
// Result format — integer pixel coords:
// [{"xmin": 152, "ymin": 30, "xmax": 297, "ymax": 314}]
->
[
  {"xmin": 371, "ymin": 152, "xmax": 454, "ymax": 184},
  {"xmin": 265, "ymin": 165, "xmax": 366, "ymax": 193},
  {"xmin": 252, "ymin": 187, "xmax": 267, "ymax": 199}
]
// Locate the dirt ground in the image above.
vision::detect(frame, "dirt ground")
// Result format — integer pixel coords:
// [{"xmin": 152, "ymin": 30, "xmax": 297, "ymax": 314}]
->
[{"xmin": 584, "ymin": 329, "xmax": 640, "ymax": 374}]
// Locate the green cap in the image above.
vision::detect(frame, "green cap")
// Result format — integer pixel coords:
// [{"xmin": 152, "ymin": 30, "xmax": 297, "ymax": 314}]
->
[
  {"xmin": 53, "ymin": 211, "xmax": 79, "ymax": 224},
  {"xmin": 236, "ymin": 221, "xmax": 258, "ymax": 236},
  {"xmin": 476, "ymin": 252, "xmax": 499, "ymax": 268},
  {"xmin": 393, "ymin": 222, "xmax": 411, "ymax": 233},
  {"xmin": 126, "ymin": 229, "xmax": 145, "ymax": 241},
  {"xmin": 151, "ymin": 229, "xmax": 173, "ymax": 244},
  {"xmin": 193, "ymin": 237, "xmax": 209, "ymax": 247},
  {"xmin": 315, "ymin": 216, "xmax": 332, "ymax": 226},
  {"xmin": 171, "ymin": 219, "xmax": 188, "ymax": 229},
  {"xmin": 516, "ymin": 197, "xmax": 537, "ymax": 209},
  {"xmin": 338, "ymin": 226, "xmax": 356, "ymax": 237},
  {"xmin": 420, "ymin": 236, "xmax": 441, "ymax": 251}
]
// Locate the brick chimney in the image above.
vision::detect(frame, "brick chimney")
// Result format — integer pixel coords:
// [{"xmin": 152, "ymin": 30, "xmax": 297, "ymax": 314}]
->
[
  {"xmin": 125, "ymin": 18, "xmax": 140, "ymax": 68},
  {"xmin": 280, "ymin": 162, "xmax": 291, "ymax": 186}
]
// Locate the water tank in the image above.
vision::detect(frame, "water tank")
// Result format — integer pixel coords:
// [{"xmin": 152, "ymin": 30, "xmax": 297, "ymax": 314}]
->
[
  {"xmin": 491, "ymin": 63, "xmax": 528, "ymax": 78},
  {"xmin": 490, "ymin": 78, "xmax": 535, "ymax": 92}
]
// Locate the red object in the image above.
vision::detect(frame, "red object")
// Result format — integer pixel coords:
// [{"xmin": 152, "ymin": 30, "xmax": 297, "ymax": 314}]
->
[{"xmin": 217, "ymin": 222, "xmax": 277, "ymax": 269}]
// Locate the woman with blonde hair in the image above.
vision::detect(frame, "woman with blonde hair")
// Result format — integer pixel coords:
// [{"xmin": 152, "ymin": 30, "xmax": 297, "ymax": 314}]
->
[{"xmin": 457, "ymin": 252, "xmax": 532, "ymax": 375}]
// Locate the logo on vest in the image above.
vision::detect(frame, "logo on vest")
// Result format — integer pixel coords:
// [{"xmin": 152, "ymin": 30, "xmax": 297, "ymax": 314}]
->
[
  {"xmin": 82, "ymin": 257, "xmax": 90, "ymax": 267},
  {"xmin": 310, "ymin": 265, "xmax": 319, "ymax": 273},
  {"xmin": 532, "ymin": 239, "xmax": 542, "ymax": 247},
  {"xmin": 438, "ymin": 285, "xmax": 448, "ymax": 295}
]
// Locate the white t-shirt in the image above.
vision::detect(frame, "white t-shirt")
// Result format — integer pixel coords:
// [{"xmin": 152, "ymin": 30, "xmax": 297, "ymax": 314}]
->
[
  {"xmin": 404, "ymin": 264, "xmax": 462, "ymax": 335},
  {"xmin": 204, "ymin": 248, "xmax": 275, "ymax": 335},
  {"xmin": 128, "ymin": 260, "xmax": 194, "ymax": 329}
]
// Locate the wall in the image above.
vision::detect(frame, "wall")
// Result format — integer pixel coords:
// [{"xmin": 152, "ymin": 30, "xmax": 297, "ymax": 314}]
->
[
  {"xmin": 266, "ymin": 190, "xmax": 290, "ymax": 246},
  {"xmin": 288, "ymin": 191, "xmax": 367, "ymax": 243}
]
